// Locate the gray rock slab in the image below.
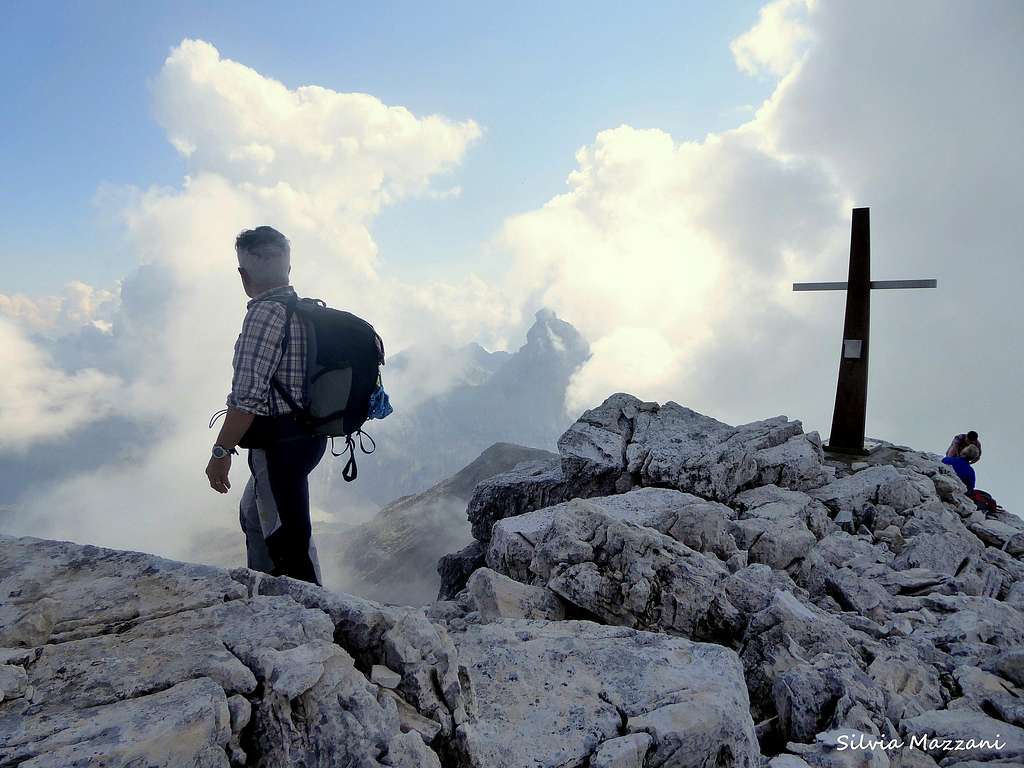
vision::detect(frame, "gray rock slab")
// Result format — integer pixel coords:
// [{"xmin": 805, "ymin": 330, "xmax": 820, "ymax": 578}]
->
[
  {"xmin": 0, "ymin": 677, "xmax": 232, "ymax": 768},
  {"xmin": 466, "ymin": 567, "xmax": 565, "ymax": 622},
  {"xmin": 811, "ymin": 467, "xmax": 925, "ymax": 517},
  {"xmin": 466, "ymin": 457, "xmax": 574, "ymax": 542},
  {"xmin": 450, "ymin": 619, "xmax": 759, "ymax": 768},
  {"xmin": 372, "ymin": 663, "xmax": 403, "ymax": 689},
  {"xmin": 899, "ymin": 709, "xmax": 1024, "ymax": 763},
  {"xmin": 0, "ymin": 534, "xmax": 246, "ymax": 647},
  {"xmin": 487, "ymin": 488, "xmax": 737, "ymax": 585},
  {"xmin": 590, "ymin": 733, "xmax": 653, "ymax": 768},
  {"xmin": 526, "ymin": 499, "xmax": 737, "ymax": 640}
]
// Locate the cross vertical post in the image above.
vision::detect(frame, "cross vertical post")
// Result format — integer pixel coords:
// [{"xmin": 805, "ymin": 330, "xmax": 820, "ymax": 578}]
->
[{"xmin": 829, "ymin": 207, "xmax": 871, "ymax": 453}]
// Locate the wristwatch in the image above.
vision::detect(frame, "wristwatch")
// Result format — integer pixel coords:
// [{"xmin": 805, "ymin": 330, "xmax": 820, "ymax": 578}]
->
[{"xmin": 212, "ymin": 445, "xmax": 237, "ymax": 459}]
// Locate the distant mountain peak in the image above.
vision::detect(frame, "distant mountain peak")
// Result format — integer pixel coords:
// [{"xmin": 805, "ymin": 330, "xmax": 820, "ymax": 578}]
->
[{"xmin": 523, "ymin": 307, "xmax": 589, "ymax": 362}]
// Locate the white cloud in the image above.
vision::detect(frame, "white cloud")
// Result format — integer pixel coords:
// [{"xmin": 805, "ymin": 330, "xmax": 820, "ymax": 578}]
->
[
  {"xmin": 730, "ymin": 0, "xmax": 813, "ymax": 77},
  {"xmin": 566, "ymin": 328, "xmax": 683, "ymax": 413},
  {"xmin": 497, "ymin": 122, "xmax": 845, "ymax": 422},
  {"xmin": 152, "ymin": 39, "xmax": 482, "ymax": 216},
  {"xmin": 0, "ymin": 281, "xmax": 119, "ymax": 336},
  {"xmin": 0, "ymin": 318, "xmax": 120, "ymax": 450}
]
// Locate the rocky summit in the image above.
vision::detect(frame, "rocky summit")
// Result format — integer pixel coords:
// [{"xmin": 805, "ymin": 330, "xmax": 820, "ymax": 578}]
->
[{"xmin": 4, "ymin": 393, "xmax": 1024, "ymax": 768}]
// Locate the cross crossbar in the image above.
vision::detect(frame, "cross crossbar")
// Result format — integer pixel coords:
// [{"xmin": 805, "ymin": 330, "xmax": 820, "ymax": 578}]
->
[
  {"xmin": 793, "ymin": 279, "xmax": 938, "ymax": 292},
  {"xmin": 870, "ymin": 279, "xmax": 938, "ymax": 290}
]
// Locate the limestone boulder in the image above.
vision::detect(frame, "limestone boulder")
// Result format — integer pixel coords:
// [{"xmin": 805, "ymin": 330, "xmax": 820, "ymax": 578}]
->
[
  {"xmin": 487, "ymin": 488, "xmax": 739, "ymax": 584},
  {"xmin": 730, "ymin": 515, "xmax": 817, "ymax": 571},
  {"xmin": 967, "ymin": 515, "xmax": 1024, "ymax": 556},
  {"xmin": 590, "ymin": 733, "xmax": 653, "ymax": 768},
  {"xmin": 557, "ymin": 392, "xmax": 657, "ymax": 490},
  {"xmin": 773, "ymin": 654, "xmax": 888, "ymax": 742},
  {"xmin": 0, "ymin": 535, "xmax": 447, "ymax": 768},
  {"xmin": 740, "ymin": 591, "xmax": 874, "ymax": 720},
  {"xmin": 465, "ymin": 567, "xmax": 565, "ymax": 622},
  {"xmin": 0, "ymin": 678, "xmax": 233, "ymax": 768},
  {"xmin": 525, "ymin": 499, "xmax": 739, "ymax": 641},
  {"xmin": 905, "ymin": 594, "xmax": 1024, "ymax": 659},
  {"xmin": 783, "ymin": 728, "xmax": 892, "ymax": 768},
  {"xmin": 450, "ymin": 619, "xmax": 759, "ymax": 768},
  {"xmin": 984, "ymin": 648, "xmax": 1024, "ymax": 688},
  {"xmin": 236, "ymin": 570, "xmax": 469, "ymax": 738},
  {"xmin": 899, "ymin": 709, "xmax": 1024, "ymax": 763},
  {"xmin": 811, "ymin": 466, "xmax": 926, "ymax": 518},
  {"xmin": 0, "ymin": 535, "xmax": 246, "ymax": 647},
  {"xmin": 466, "ymin": 456, "xmax": 573, "ymax": 542},
  {"xmin": 866, "ymin": 647, "xmax": 945, "ymax": 722},
  {"xmin": 723, "ymin": 564, "xmax": 805, "ymax": 617},
  {"xmin": 631, "ymin": 406, "xmax": 827, "ymax": 500},
  {"xmin": 733, "ymin": 484, "xmax": 838, "ymax": 541},
  {"xmin": 948, "ymin": 665, "xmax": 1024, "ymax": 727}
]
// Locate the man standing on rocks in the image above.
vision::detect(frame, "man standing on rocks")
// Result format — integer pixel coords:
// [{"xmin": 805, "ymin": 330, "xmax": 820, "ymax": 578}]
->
[{"xmin": 205, "ymin": 226, "xmax": 326, "ymax": 585}]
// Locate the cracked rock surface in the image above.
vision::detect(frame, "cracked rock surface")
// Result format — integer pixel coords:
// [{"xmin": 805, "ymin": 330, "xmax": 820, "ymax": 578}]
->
[
  {"xmin": 449, "ymin": 620, "xmax": 758, "ymax": 768},
  {"xmin": 0, "ymin": 536, "xmax": 449, "ymax": 768},
  {"xmin": 4, "ymin": 393, "xmax": 1023, "ymax": 768},
  {"xmin": 443, "ymin": 394, "xmax": 1024, "ymax": 767}
]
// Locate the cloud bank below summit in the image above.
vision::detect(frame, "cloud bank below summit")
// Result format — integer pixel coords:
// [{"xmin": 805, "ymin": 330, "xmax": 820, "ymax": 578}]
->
[{"xmin": 2, "ymin": 0, "xmax": 1022, "ymax": 556}]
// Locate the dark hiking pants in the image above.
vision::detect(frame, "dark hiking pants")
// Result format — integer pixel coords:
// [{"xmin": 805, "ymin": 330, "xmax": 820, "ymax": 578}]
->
[{"xmin": 239, "ymin": 435, "xmax": 327, "ymax": 585}]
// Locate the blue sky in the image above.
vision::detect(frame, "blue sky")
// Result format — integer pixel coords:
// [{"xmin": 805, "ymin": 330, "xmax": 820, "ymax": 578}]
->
[{"xmin": 1, "ymin": 0, "xmax": 769, "ymax": 293}]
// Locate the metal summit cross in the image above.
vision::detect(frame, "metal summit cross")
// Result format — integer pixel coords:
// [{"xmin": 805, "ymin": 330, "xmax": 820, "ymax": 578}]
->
[{"xmin": 794, "ymin": 207, "xmax": 937, "ymax": 455}]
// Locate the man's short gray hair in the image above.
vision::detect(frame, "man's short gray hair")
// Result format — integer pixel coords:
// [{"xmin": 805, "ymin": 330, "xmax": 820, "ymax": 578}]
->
[{"xmin": 235, "ymin": 226, "xmax": 290, "ymax": 286}]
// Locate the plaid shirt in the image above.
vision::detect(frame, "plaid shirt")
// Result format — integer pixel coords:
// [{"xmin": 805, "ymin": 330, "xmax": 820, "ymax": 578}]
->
[{"xmin": 227, "ymin": 285, "xmax": 308, "ymax": 416}]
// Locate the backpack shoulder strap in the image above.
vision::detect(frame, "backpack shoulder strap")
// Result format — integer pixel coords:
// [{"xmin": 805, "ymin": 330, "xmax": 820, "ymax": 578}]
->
[{"xmin": 255, "ymin": 294, "xmax": 306, "ymax": 418}]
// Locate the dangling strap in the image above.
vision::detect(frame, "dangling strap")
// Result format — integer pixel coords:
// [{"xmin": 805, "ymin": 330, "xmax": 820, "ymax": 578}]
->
[
  {"xmin": 342, "ymin": 434, "xmax": 358, "ymax": 482},
  {"xmin": 357, "ymin": 429, "xmax": 375, "ymax": 455},
  {"xmin": 209, "ymin": 408, "xmax": 229, "ymax": 429},
  {"xmin": 330, "ymin": 434, "xmax": 359, "ymax": 482}
]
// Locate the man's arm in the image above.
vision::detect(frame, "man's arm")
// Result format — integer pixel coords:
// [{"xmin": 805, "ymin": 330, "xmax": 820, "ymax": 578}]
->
[
  {"xmin": 207, "ymin": 301, "xmax": 287, "ymax": 493},
  {"xmin": 215, "ymin": 408, "xmax": 255, "ymax": 451}
]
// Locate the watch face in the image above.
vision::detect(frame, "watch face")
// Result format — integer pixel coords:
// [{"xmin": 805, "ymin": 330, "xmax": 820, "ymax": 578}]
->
[{"xmin": 213, "ymin": 446, "xmax": 226, "ymax": 458}]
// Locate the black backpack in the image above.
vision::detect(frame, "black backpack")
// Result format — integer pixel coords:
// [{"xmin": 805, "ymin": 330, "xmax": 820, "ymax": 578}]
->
[{"xmin": 258, "ymin": 294, "xmax": 385, "ymax": 480}]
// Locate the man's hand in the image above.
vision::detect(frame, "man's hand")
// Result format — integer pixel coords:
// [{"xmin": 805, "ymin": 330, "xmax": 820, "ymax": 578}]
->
[
  {"xmin": 206, "ymin": 455, "xmax": 232, "ymax": 493},
  {"xmin": 206, "ymin": 408, "xmax": 254, "ymax": 494}
]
